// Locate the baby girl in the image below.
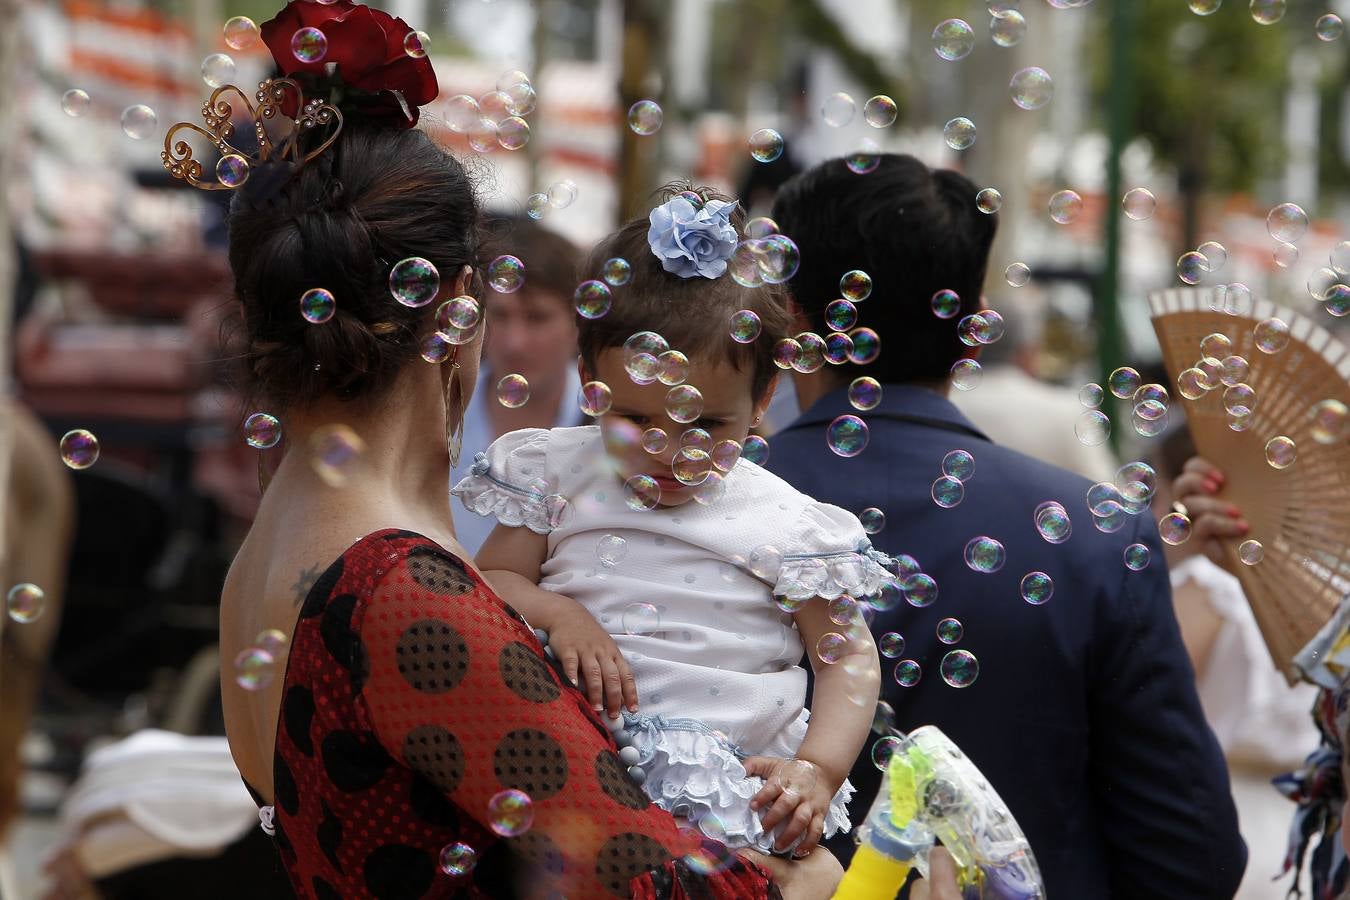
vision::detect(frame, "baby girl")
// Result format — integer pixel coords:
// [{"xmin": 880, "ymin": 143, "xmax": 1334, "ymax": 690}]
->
[{"xmin": 455, "ymin": 187, "xmax": 885, "ymax": 857}]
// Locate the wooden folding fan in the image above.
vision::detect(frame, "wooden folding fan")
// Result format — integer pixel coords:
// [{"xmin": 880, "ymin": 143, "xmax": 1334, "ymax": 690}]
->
[{"xmin": 1149, "ymin": 287, "xmax": 1350, "ymax": 682}]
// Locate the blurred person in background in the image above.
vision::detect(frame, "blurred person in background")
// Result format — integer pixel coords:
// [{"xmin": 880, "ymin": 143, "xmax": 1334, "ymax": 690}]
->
[
  {"xmin": 1156, "ymin": 431, "xmax": 1319, "ymax": 900},
  {"xmin": 450, "ymin": 215, "xmax": 583, "ymax": 555},
  {"xmin": 0, "ymin": 401, "xmax": 74, "ymax": 842},
  {"xmin": 767, "ymin": 154, "xmax": 1246, "ymax": 898},
  {"xmin": 949, "ymin": 299, "xmax": 1118, "ymax": 484}
]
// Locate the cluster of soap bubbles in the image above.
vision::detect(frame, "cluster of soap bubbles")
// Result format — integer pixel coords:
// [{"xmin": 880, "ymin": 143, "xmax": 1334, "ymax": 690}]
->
[
  {"xmin": 526, "ymin": 179, "xmax": 579, "ymax": 220},
  {"xmin": 1310, "ymin": 242, "xmax": 1350, "ymax": 317},
  {"xmin": 1033, "ymin": 501, "xmax": 1071, "ymax": 545},
  {"xmin": 1086, "ymin": 461, "xmax": 1157, "ymax": 538},
  {"xmin": 444, "ymin": 71, "xmax": 538, "ymax": 151},
  {"xmin": 1176, "ymin": 240, "xmax": 1229, "ymax": 286},
  {"xmin": 729, "ymin": 225, "xmax": 801, "ymax": 287},
  {"xmin": 1175, "ymin": 333, "xmax": 1264, "ymax": 433},
  {"xmin": 931, "ymin": 449, "xmax": 974, "ymax": 509}
]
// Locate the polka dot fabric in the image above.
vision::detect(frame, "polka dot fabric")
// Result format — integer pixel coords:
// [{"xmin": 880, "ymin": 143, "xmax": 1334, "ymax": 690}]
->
[{"xmin": 258, "ymin": 529, "xmax": 781, "ymax": 898}]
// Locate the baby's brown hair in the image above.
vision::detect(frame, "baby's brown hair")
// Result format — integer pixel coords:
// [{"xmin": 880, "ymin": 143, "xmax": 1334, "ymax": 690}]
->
[{"xmin": 577, "ymin": 183, "xmax": 792, "ymax": 401}]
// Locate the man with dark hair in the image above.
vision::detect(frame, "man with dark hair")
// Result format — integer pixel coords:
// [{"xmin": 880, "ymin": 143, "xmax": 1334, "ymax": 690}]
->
[{"xmin": 767, "ymin": 155, "xmax": 1246, "ymax": 897}]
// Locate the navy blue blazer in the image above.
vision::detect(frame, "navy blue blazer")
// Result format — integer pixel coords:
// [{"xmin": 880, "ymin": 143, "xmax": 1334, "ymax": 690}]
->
[{"xmin": 767, "ymin": 384, "xmax": 1246, "ymax": 899}]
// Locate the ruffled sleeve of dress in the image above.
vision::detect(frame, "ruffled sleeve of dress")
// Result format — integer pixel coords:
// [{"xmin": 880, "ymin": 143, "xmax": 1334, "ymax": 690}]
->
[
  {"xmin": 451, "ymin": 427, "xmax": 567, "ymax": 534},
  {"xmin": 772, "ymin": 501, "xmax": 894, "ymax": 601}
]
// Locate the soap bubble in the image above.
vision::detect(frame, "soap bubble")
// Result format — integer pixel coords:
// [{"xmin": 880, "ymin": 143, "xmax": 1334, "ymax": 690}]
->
[
  {"xmin": 244, "ymin": 413, "xmax": 282, "ymax": 449},
  {"xmin": 1034, "ymin": 502, "xmax": 1071, "ymax": 544},
  {"xmin": 290, "ymin": 26, "xmax": 327, "ymax": 63},
  {"xmin": 990, "ymin": 10, "xmax": 1026, "ymax": 47},
  {"xmin": 61, "ymin": 89, "xmax": 91, "ymax": 117},
  {"xmin": 820, "ymin": 92, "xmax": 856, "ymax": 128},
  {"xmin": 1239, "ymin": 539, "xmax": 1265, "ymax": 565},
  {"xmin": 976, "ymin": 188, "xmax": 1003, "ymax": 214},
  {"xmin": 1108, "ymin": 367, "xmax": 1141, "ymax": 399},
  {"xmin": 234, "ymin": 647, "xmax": 275, "ymax": 691},
  {"xmin": 741, "ymin": 435, "xmax": 770, "ymax": 467},
  {"xmin": 388, "ymin": 257, "xmax": 440, "ymax": 308},
  {"xmin": 942, "ymin": 449, "xmax": 975, "ymax": 481},
  {"xmin": 1009, "ymin": 67, "xmax": 1053, "ymax": 110},
  {"xmin": 216, "ymin": 154, "xmax": 249, "ymax": 188},
  {"xmin": 931, "ymin": 476, "xmax": 965, "ymax": 509},
  {"xmin": 440, "ymin": 842, "xmax": 477, "ymax": 876},
  {"xmin": 893, "ymin": 659, "xmax": 923, "ymax": 687},
  {"xmin": 1177, "ymin": 368, "xmax": 1208, "ymax": 400},
  {"xmin": 310, "ymin": 424, "xmax": 365, "ymax": 487},
  {"xmin": 1177, "ymin": 252, "xmax": 1207, "ymax": 285},
  {"xmin": 496, "ymin": 374, "xmax": 530, "ymax": 408},
  {"xmin": 1079, "ymin": 383, "xmax": 1104, "ymax": 408},
  {"xmin": 546, "ymin": 180, "xmax": 577, "ymax": 210},
  {"xmin": 871, "ymin": 735, "xmax": 902, "ymax": 771},
  {"xmin": 487, "ymin": 789, "xmax": 535, "ymax": 837},
  {"xmin": 864, "ymin": 95, "xmax": 898, "ymax": 128},
  {"xmin": 933, "ymin": 19, "xmax": 976, "ymax": 60},
  {"xmin": 840, "ymin": 270, "xmax": 873, "ymax": 302},
  {"xmin": 1267, "ymin": 202, "xmax": 1308, "ymax": 243},
  {"xmin": 574, "ymin": 280, "xmax": 612, "ymax": 320},
  {"xmin": 599, "ymin": 258, "xmax": 632, "ymax": 287},
  {"xmin": 903, "ymin": 574, "xmax": 938, "ymax": 608},
  {"xmin": 623, "ymin": 474, "xmax": 661, "ymax": 511},
  {"xmin": 672, "ymin": 447, "xmax": 712, "ymax": 486},
  {"xmin": 1074, "ymin": 410, "xmax": 1110, "ymax": 446},
  {"xmin": 1253, "ymin": 318, "xmax": 1289, "ymax": 354},
  {"xmin": 1274, "ymin": 242, "xmax": 1299, "ymax": 268},
  {"xmin": 1310, "ymin": 400, "xmax": 1348, "ymax": 444},
  {"xmin": 59, "ymin": 429, "xmax": 100, "ymax": 469},
  {"xmin": 665, "ymin": 385, "xmax": 705, "ymax": 424},
  {"xmin": 845, "ymin": 143, "xmax": 882, "ymax": 175},
  {"xmin": 402, "ymin": 29, "xmax": 429, "ymax": 58},
  {"xmin": 950, "ymin": 359, "xmax": 983, "ymax": 391},
  {"xmin": 488, "ymin": 255, "xmax": 525, "ymax": 293},
  {"xmin": 940, "ymin": 650, "xmax": 979, "ymax": 688},
  {"xmin": 1189, "ymin": 0, "xmax": 1221, "ymax": 13},
  {"xmin": 628, "ymin": 100, "xmax": 663, "ymax": 135},
  {"xmin": 749, "ymin": 129, "xmax": 784, "ymax": 163},
  {"xmin": 879, "ymin": 633, "xmax": 905, "ymax": 658},
  {"xmin": 597, "ymin": 534, "xmax": 628, "ymax": 568},
  {"xmin": 1158, "ymin": 512, "xmax": 1192, "ymax": 545},
  {"xmin": 1123, "ymin": 543, "xmax": 1151, "ymax": 571},
  {"xmin": 6, "ymin": 584, "xmax": 45, "ymax": 623},
  {"xmin": 657, "ymin": 351, "xmax": 690, "ymax": 387},
  {"xmin": 749, "ymin": 545, "xmax": 783, "ymax": 581},
  {"xmin": 1250, "ymin": 0, "xmax": 1286, "ymax": 25},
  {"xmin": 1020, "ymin": 571, "xmax": 1053, "ymax": 605},
  {"xmin": 930, "ymin": 289, "xmax": 961, "ymax": 319},
  {"xmin": 298, "ymin": 288, "xmax": 337, "ymax": 325},
  {"xmin": 1005, "ymin": 262, "xmax": 1031, "ymax": 287},
  {"xmin": 1316, "ymin": 13, "xmax": 1345, "ymax": 40},
  {"xmin": 848, "ymin": 377, "xmax": 882, "ymax": 411},
  {"xmin": 936, "ymin": 618, "xmax": 964, "ymax": 645},
  {"xmin": 579, "ymin": 381, "xmax": 613, "ymax": 417},
  {"xmin": 1122, "ymin": 188, "xmax": 1156, "ymax": 221},
  {"xmin": 729, "ymin": 310, "xmax": 762, "ymax": 344},
  {"xmin": 825, "ymin": 299, "xmax": 857, "ymax": 332},
  {"xmin": 1049, "ymin": 190, "xmax": 1083, "ymax": 224},
  {"xmin": 496, "ymin": 116, "xmax": 530, "ymax": 150},
  {"xmin": 120, "ymin": 104, "xmax": 157, "ymax": 140},
  {"xmin": 827, "ymin": 416, "xmax": 869, "ymax": 457},
  {"xmin": 445, "ymin": 95, "xmax": 481, "ymax": 132},
  {"xmin": 963, "ymin": 536, "xmax": 1006, "ymax": 574},
  {"xmin": 1265, "ymin": 435, "xmax": 1297, "ymax": 469},
  {"xmin": 200, "ymin": 53, "xmax": 236, "ymax": 88},
  {"xmin": 223, "ymin": 16, "xmax": 260, "ymax": 50},
  {"xmin": 848, "ymin": 328, "xmax": 881, "ymax": 364},
  {"xmin": 944, "ymin": 117, "xmax": 976, "ymax": 150},
  {"xmin": 816, "ymin": 633, "xmax": 849, "ymax": 664}
]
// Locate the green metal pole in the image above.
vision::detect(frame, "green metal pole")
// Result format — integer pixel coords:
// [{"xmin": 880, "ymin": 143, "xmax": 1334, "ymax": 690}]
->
[{"xmin": 1098, "ymin": 0, "xmax": 1137, "ymax": 453}]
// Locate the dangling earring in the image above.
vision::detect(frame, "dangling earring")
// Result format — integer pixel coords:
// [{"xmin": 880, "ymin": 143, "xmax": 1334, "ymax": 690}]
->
[{"xmin": 445, "ymin": 348, "xmax": 465, "ymax": 467}]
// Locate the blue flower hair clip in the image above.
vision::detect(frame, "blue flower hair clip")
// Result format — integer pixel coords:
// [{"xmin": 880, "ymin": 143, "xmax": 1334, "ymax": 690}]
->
[{"xmin": 647, "ymin": 194, "xmax": 739, "ymax": 279}]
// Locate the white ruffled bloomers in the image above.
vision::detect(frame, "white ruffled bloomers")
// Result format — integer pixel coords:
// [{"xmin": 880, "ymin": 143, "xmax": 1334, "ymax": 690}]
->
[{"xmin": 623, "ymin": 710, "xmax": 854, "ymax": 854}]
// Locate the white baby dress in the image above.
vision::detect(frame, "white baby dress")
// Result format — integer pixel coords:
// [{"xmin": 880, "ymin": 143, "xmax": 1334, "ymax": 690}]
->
[{"xmin": 453, "ymin": 425, "xmax": 893, "ymax": 852}]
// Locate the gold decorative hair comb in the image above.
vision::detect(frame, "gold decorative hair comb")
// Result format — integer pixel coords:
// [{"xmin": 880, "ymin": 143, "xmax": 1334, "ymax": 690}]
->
[{"xmin": 161, "ymin": 78, "xmax": 343, "ymax": 192}]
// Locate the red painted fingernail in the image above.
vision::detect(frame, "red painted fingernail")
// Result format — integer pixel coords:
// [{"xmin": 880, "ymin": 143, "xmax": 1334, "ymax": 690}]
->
[
  {"xmin": 1204, "ymin": 479, "xmax": 1219, "ymax": 493},
  {"xmin": 1237, "ymin": 522, "xmax": 1249, "ymax": 534},
  {"xmin": 1226, "ymin": 505, "xmax": 1242, "ymax": 517},
  {"xmin": 1214, "ymin": 472, "xmax": 1226, "ymax": 485}
]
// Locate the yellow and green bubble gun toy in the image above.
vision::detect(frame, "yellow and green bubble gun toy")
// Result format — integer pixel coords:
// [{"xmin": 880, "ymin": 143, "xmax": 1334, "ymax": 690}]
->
[{"xmin": 832, "ymin": 725, "xmax": 1044, "ymax": 900}]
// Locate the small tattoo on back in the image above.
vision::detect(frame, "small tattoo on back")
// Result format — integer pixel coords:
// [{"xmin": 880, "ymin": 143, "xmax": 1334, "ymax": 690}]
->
[{"xmin": 291, "ymin": 564, "xmax": 323, "ymax": 607}]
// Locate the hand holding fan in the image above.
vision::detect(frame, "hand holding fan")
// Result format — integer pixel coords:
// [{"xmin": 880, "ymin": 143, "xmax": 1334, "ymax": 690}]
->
[{"xmin": 1149, "ymin": 287, "xmax": 1349, "ymax": 681}]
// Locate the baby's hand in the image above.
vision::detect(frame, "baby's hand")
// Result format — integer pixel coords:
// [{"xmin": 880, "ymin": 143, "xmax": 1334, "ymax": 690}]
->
[
  {"xmin": 547, "ymin": 601, "xmax": 638, "ymax": 720},
  {"xmin": 744, "ymin": 757, "xmax": 832, "ymax": 856}
]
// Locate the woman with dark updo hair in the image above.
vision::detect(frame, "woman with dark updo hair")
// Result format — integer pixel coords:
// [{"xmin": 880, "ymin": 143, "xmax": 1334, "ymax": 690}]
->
[{"xmin": 211, "ymin": 5, "xmax": 842, "ymax": 897}]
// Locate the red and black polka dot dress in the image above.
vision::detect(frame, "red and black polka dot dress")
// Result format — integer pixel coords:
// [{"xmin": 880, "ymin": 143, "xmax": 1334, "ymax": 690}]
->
[{"xmin": 252, "ymin": 529, "xmax": 781, "ymax": 899}]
